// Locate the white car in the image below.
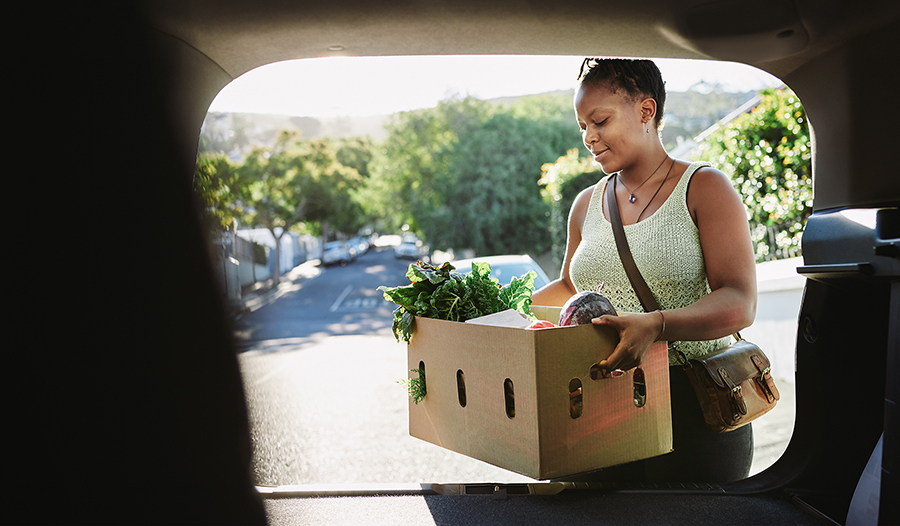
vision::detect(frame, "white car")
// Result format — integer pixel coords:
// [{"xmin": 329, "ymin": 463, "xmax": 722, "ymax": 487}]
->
[
  {"xmin": 394, "ymin": 234, "xmax": 427, "ymax": 260},
  {"xmin": 393, "ymin": 242, "xmax": 422, "ymax": 259},
  {"xmin": 322, "ymin": 241, "xmax": 354, "ymax": 266},
  {"xmin": 450, "ymin": 254, "xmax": 552, "ymax": 290},
  {"xmin": 348, "ymin": 236, "xmax": 370, "ymax": 255}
]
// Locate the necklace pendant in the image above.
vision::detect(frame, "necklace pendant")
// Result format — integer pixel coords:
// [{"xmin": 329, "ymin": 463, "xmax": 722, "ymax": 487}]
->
[{"xmin": 629, "ymin": 194, "xmax": 637, "ymax": 204}]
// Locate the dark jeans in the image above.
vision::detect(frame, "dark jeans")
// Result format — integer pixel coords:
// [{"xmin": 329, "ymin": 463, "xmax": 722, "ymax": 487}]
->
[{"xmin": 562, "ymin": 366, "xmax": 754, "ymax": 484}]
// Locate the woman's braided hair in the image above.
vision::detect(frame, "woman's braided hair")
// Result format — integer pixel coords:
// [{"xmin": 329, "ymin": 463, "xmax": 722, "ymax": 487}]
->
[{"xmin": 578, "ymin": 58, "xmax": 666, "ymax": 129}]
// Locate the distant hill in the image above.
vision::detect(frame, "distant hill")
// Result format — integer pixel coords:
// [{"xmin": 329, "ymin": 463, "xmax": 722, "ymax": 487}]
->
[
  {"xmin": 199, "ymin": 112, "xmax": 392, "ymax": 159},
  {"xmin": 663, "ymin": 83, "xmax": 756, "ymax": 149},
  {"xmin": 199, "ymin": 85, "xmax": 759, "ymax": 159}
]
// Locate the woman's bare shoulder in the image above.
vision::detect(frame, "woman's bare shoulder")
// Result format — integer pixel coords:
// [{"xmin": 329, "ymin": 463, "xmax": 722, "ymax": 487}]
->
[
  {"xmin": 687, "ymin": 165, "xmax": 742, "ymax": 204},
  {"xmin": 686, "ymin": 165, "xmax": 746, "ymax": 224},
  {"xmin": 570, "ymin": 180, "xmax": 599, "ymax": 210},
  {"xmin": 568, "ymin": 180, "xmax": 602, "ymax": 230}
]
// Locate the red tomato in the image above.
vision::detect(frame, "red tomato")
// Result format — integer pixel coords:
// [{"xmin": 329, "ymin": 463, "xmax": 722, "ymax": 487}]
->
[{"xmin": 525, "ymin": 320, "xmax": 556, "ymax": 330}]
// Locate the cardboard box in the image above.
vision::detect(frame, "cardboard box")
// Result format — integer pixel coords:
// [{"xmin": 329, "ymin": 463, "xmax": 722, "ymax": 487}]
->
[{"xmin": 406, "ymin": 306, "xmax": 672, "ymax": 480}]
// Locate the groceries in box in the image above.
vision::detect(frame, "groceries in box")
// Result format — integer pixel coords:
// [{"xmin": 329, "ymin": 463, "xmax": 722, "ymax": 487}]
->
[{"xmin": 406, "ymin": 306, "xmax": 672, "ymax": 480}]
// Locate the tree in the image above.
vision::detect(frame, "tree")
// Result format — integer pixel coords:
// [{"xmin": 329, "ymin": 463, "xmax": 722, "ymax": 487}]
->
[
  {"xmin": 428, "ymin": 109, "xmax": 582, "ymax": 256},
  {"xmin": 238, "ymin": 132, "xmax": 361, "ymax": 281},
  {"xmin": 363, "ymin": 92, "xmax": 583, "ymax": 256},
  {"xmin": 539, "ymin": 148, "xmax": 603, "ymax": 269},
  {"xmin": 334, "ymin": 137, "xmax": 375, "ymax": 178},
  {"xmin": 361, "ymin": 96, "xmax": 488, "ymax": 236},
  {"xmin": 193, "ymin": 153, "xmax": 244, "ymax": 234},
  {"xmin": 694, "ymin": 87, "xmax": 812, "ymax": 261}
]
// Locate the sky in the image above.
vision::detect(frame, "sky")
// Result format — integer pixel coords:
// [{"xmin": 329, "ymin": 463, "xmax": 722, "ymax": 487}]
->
[{"xmin": 208, "ymin": 55, "xmax": 784, "ymax": 119}]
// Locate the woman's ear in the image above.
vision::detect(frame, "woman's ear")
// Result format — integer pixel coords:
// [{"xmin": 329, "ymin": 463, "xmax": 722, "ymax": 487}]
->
[{"xmin": 640, "ymin": 97, "xmax": 657, "ymax": 126}]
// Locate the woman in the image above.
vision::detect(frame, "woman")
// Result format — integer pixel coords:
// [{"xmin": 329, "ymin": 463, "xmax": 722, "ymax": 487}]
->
[{"xmin": 533, "ymin": 58, "xmax": 758, "ymax": 483}]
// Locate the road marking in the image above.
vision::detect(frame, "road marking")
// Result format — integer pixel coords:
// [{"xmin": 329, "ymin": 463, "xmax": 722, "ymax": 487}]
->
[
  {"xmin": 330, "ymin": 284, "xmax": 353, "ymax": 312},
  {"xmin": 341, "ymin": 297, "xmax": 380, "ymax": 309}
]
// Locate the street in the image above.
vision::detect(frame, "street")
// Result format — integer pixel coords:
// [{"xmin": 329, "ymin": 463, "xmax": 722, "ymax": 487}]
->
[
  {"xmin": 236, "ymin": 247, "xmax": 537, "ymax": 485},
  {"xmin": 235, "ymin": 247, "xmax": 795, "ymax": 486}
]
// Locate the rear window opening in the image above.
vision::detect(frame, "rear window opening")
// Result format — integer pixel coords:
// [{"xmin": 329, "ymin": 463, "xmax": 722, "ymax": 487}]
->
[{"xmin": 205, "ymin": 55, "xmax": 797, "ymax": 486}]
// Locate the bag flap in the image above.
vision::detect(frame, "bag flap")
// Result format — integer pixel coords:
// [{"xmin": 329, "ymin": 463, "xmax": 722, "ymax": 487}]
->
[{"xmin": 689, "ymin": 340, "xmax": 771, "ymax": 389}]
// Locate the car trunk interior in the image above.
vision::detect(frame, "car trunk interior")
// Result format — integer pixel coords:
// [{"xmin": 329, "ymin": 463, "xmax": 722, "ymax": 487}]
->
[{"xmin": 15, "ymin": 1, "xmax": 898, "ymax": 524}]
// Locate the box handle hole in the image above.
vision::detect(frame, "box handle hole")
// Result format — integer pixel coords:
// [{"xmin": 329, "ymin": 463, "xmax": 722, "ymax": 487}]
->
[
  {"xmin": 418, "ymin": 360, "xmax": 427, "ymax": 398},
  {"xmin": 569, "ymin": 378, "xmax": 583, "ymax": 419},
  {"xmin": 456, "ymin": 369, "xmax": 467, "ymax": 407},
  {"xmin": 633, "ymin": 367, "xmax": 646, "ymax": 408},
  {"xmin": 504, "ymin": 378, "xmax": 515, "ymax": 419},
  {"xmin": 590, "ymin": 362, "xmax": 624, "ymax": 380}
]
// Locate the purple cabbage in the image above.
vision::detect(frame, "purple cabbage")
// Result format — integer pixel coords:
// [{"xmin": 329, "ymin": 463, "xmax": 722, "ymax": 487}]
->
[{"xmin": 558, "ymin": 291, "xmax": 618, "ymax": 326}]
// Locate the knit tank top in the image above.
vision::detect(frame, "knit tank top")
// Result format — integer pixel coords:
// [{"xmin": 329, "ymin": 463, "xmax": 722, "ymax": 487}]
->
[{"xmin": 570, "ymin": 161, "xmax": 731, "ymax": 365}]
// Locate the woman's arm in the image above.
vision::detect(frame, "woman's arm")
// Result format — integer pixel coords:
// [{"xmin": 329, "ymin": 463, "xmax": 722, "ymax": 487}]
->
[
  {"xmin": 531, "ymin": 185, "xmax": 595, "ymax": 307},
  {"xmin": 670, "ymin": 166, "xmax": 757, "ymax": 338},
  {"xmin": 593, "ymin": 166, "xmax": 757, "ymax": 371}
]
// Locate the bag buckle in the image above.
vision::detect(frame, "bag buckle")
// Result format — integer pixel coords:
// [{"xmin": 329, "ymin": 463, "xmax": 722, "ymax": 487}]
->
[
  {"xmin": 751, "ymin": 355, "xmax": 777, "ymax": 403},
  {"xmin": 719, "ymin": 368, "xmax": 747, "ymax": 418}
]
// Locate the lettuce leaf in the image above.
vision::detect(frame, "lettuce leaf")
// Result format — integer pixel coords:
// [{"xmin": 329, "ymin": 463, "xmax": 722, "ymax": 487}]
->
[{"xmin": 378, "ymin": 260, "xmax": 537, "ymax": 342}]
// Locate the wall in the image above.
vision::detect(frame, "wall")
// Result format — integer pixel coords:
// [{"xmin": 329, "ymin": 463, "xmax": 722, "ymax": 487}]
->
[{"xmin": 742, "ymin": 256, "xmax": 805, "ymax": 383}]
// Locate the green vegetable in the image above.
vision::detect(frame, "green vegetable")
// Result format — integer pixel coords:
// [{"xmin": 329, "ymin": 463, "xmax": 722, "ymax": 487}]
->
[
  {"xmin": 378, "ymin": 260, "xmax": 538, "ymax": 342},
  {"xmin": 398, "ymin": 368, "xmax": 427, "ymax": 404}
]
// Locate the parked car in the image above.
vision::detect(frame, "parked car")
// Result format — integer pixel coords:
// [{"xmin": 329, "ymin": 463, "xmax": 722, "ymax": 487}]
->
[
  {"xmin": 451, "ymin": 254, "xmax": 552, "ymax": 290},
  {"xmin": 348, "ymin": 236, "xmax": 370, "ymax": 255},
  {"xmin": 394, "ymin": 234, "xmax": 427, "ymax": 260},
  {"xmin": 321, "ymin": 241, "xmax": 354, "ymax": 266}
]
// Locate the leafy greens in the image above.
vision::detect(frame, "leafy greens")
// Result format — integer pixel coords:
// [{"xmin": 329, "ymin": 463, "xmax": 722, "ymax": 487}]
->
[{"xmin": 378, "ymin": 260, "xmax": 538, "ymax": 342}]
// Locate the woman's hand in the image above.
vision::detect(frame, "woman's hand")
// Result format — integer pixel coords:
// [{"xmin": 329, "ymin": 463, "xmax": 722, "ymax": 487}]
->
[{"xmin": 591, "ymin": 311, "xmax": 662, "ymax": 373}]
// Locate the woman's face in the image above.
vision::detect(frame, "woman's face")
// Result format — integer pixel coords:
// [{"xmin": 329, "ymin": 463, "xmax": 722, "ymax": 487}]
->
[{"xmin": 574, "ymin": 82, "xmax": 648, "ymax": 174}]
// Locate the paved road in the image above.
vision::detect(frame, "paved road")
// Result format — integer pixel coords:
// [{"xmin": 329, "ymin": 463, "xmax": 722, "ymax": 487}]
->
[
  {"xmin": 234, "ymin": 247, "xmax": 403, "ymax": 345},
  {"xmin": 236, "ymin": 247, "xmax": 795, "ymax": 485},
  {"xmin": 237, "ymin": 248, "xmax": 535, "ymax": 485}
]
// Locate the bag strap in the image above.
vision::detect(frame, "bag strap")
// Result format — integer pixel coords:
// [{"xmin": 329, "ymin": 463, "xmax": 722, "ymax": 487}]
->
[
  {"xmin": 604, "ymin": 175, "xmax": 660, "ymax": 313},
  {"xmin": 604, "ymin": 176, "xmax": 740, "ymax": 366}
]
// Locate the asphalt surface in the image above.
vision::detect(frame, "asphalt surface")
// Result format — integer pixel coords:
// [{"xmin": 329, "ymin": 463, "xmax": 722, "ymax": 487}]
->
[{"xmin": 234, "ymin": 247, "xmax": 796, "ymax": 485}]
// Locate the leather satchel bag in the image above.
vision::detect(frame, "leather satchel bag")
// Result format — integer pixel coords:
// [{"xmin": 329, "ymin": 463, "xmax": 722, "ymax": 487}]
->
[{"xmin": 604, "ymin": 175, "xmax": 780, "ymax": 432}]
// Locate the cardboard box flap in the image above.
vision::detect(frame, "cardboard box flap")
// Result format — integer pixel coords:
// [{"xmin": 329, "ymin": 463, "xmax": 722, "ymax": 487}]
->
[
  {"xmin": 530, "ymin": 305, "xmax": 562, "ymax": 325},
  {"xmin": 464, "ymin": 309, "xmax": 530, "ymax": 328}
]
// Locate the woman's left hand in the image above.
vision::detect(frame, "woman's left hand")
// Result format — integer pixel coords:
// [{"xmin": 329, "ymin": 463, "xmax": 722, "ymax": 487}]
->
[{"xmin": 591, "ymin": 312, "xmax": 661, "ymax": 373}]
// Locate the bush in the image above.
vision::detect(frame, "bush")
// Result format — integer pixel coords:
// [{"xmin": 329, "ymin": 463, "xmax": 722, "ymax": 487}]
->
[
  {"xmin": 539, "ymin": 149, "xmax": 603, "ymax": 269},
  {"xmin": 694, "ymin": 87, "xmax": 812, "ymax": 262}
]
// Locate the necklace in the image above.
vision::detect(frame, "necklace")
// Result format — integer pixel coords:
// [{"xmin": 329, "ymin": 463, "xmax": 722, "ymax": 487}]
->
[
  {"xmin": 636, "ymin": 157, "xmax": 674, "ymax": 222},
  {"xmin": 618, "ymin": 154, "xmax": 668, "ymax": 204}
]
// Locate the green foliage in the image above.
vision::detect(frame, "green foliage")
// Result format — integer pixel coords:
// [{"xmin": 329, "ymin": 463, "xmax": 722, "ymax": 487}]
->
[
  {"xmin": 363, "ymin": 92, "xmax": 583, "ymax": 255},
  {"xmin": 694, "ymin": 87, "xmax": 811, "ymax": 261},
  {"xmin": 334, "ymin": 137, "xmax": 375, "ymax": 178},
  {"xmin": 361, "ymin": 97, "xmax": 488, "ymax": 236},
  {"xmin": 378, "ymin": 260, "xmax": 537, "ymax": 342},
  {"xmin": 238, "ymin": 132, "xmax": 365, "ymax": 238},
  {"xmin": 431, "ymin": 111, "xmax": 581, "ymax": 256},
  {"xmin": 539, "ymin": 149, "xmax": 604, "ymax": 269},
  {"xmin": 193, "ymin": 153, "xmax": 244, "ymax": 233},
  {"xmin": 195, "ymin": 128, "xmax": 373, "ymax": 279},
  {"xmin": 252, "ymin": 242, "xmax": 268, "ymax": 265},
  {"xmin": 398, "ymin": 368, "xmax": 426, "ymax": 405}
]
